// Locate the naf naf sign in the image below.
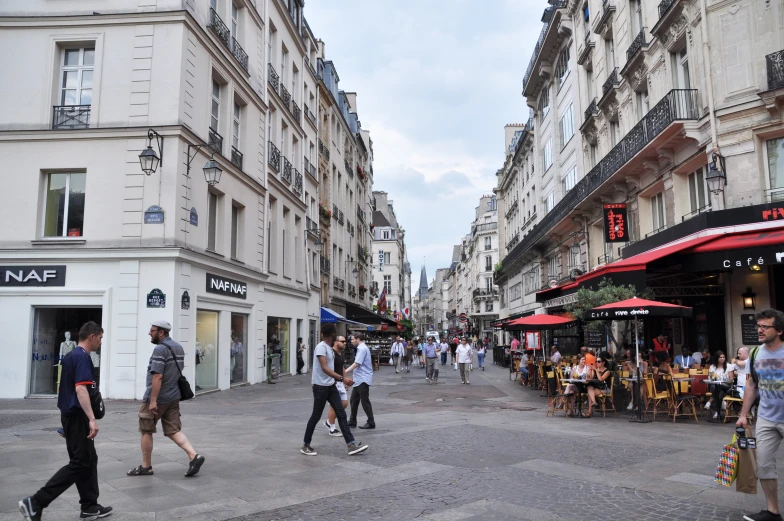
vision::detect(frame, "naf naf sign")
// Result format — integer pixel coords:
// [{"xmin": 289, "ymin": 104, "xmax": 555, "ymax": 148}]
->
[
  {"xmin": 206, "ymin": 273, "xmax": 247, "ymax": 299},
  {"xmin": 1, "ymin": 266, "xmax": 66, "ymax": 287}
]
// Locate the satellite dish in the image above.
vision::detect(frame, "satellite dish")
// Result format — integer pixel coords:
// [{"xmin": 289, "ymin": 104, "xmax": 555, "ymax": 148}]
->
[
  {"xmin": 548, "ymin": 279, "xmax": 558, "ymax": 288},
  {"xmin": 569, "ymin": 268, "xmax": 585, "ymax": 282}
]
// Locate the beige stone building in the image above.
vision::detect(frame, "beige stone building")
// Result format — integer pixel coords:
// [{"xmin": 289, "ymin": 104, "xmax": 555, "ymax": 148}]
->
[{"xmin": 495, "ymin": 0, "xmax": 784, "ymax": 355}]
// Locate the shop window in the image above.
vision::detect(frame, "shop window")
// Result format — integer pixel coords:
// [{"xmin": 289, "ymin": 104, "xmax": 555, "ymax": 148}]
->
[
  {"xmin": 30, "ymin": 307, "xmax": 102, "ymax": 396},
  {"xmin": 43, "ymin": 172, "xmax": 86, "ymax": 238},
  {"xmin": 196, "ymin": 310, "xmax": 219, "ymax": 392},
  {"xmin": 268, "ymin": 317, "xmax": 290, "ymax": 374},
  {"xmin": 231, "ymin": 313, "xmax": 248, "ymax": 385}
]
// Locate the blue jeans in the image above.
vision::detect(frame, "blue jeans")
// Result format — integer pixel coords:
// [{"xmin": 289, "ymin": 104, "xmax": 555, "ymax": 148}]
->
[
  {"xmin": 477, "ymin": 353, "xmax": 485, "ymax": 368},
  {"xmin": 441, "ymin": 352, "xmax": 447, "ymax": 365}
]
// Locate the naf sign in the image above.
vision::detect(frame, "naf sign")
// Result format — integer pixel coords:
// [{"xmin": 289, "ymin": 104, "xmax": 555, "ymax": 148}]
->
[
  {"xmin": 206, "ymin": 273, "xmax": 248, "ymax": 299},
  {"xmin": 1, "ymin": 266, "xmax": 66, "ymax": 287}
]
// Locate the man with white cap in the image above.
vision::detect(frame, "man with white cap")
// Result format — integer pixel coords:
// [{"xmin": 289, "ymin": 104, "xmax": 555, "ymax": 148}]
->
[{"xmin": 126, "ymin": 320, "xmax": 205, "ymax": 478}]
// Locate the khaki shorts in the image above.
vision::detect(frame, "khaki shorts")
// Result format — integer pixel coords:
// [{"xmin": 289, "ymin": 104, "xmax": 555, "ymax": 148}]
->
[
  {"xmin": 755, "ymin": 416, "xmax": 784, "ymax": 480},
  {"xmin": 138, "ymin": 400, "xmax": 181, "ymax": 436}
]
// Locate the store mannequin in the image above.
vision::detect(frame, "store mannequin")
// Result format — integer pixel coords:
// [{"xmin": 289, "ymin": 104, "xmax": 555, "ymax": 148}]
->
[{"xmin": 56, "ymin": 332, "xmax": 77, "ymax": 393}]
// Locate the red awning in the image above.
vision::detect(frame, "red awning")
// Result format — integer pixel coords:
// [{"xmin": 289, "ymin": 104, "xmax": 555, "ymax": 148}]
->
[
  {"xmin": 505, "ymin": 314, "xmax": 576, "ymax": 330},
  {"xmin": 686, "ymin": 228, "xmax": 784, "ymax": 253}
]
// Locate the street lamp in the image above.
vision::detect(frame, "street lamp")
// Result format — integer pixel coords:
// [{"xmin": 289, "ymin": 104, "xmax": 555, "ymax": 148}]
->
[
  {"xmin": 139, "ymin": 129, "xmax": 164, "ymax": 175},
  {"xmin": 202, "ymin": 157, "xmax": 222, "ymax": 186},
  {"xmin": 742, "ymin": 287, "xmax": 756, "ymax": 310},
  {"xmin": 705, "ymin": 152, "xmax": 727, "ymax": 194}
]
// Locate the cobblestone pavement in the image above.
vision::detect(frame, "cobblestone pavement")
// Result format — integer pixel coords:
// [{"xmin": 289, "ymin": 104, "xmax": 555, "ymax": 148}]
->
[{"xmin": 1, "ymin": 354, "xmax": 782, "ymax": 521}]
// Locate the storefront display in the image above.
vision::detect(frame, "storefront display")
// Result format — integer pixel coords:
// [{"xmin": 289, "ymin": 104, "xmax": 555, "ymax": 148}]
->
[
  {"xmin": 30, "ymin": 307, "xmax": 101, "ymax": 396},
  {"xmin": 230, "ymin": 313, "xmax": 248, "ymax": 385},
  {"xmin": 267, "ymin": 317, "xmax": 290, "ymax": 374},
  {"xmin": 196, "ymin": 310, "xmax": 219, "ymax": 392}
]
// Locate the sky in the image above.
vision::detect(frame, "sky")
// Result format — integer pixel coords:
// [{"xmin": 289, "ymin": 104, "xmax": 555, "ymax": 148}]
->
[{"xmin": 306, "ymin": 0, "xmax": 545, "ymax": 284}]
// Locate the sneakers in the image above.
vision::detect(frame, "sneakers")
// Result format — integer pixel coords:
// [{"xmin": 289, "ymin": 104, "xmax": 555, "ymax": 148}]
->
[
  {"xmin": 184, "ymin": 454, "xmax": 205, "ymax": 477},
  {"xmin": 347, "ymin": 441, "xmax": 369, "ymax": 455},
  {"xmin": 713, "ymin": 412, "xmax": 719, "ymax": 420},
  {"xmin": 19, "ymin": 497, "xmax": 42, "ymax": 521},
  {"xmin": 324, "ymin": 420, "xmax": 342, "ymax": 436},
  {"xmin": 300, "ymin": 445, "xmax": 317, "ymax": 456},
  {"xmin": 80, "ymin": 505, "xmax": 113, "ymax": 520},
  {"xmin": 627, "ymin": 402, "xmax": 634, "ymax": 411},
  {"xmin": 704, "ymin": 400, "xmax": 712, "ymax": 410},
  {"xmin": 743, "ymin": 511, "xmax": 784, "ymax": 521}
]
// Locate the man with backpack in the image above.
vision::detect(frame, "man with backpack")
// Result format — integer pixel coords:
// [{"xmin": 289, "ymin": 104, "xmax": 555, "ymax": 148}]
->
[
  {"xmin": 127, "ymin": 320, "xmax": 205, "ymax": 478},
  {"xmin": 738, "ymin": 308, "xmax": 784, "ymax": 521},
  {"xmin": 390, "ymin": 337, "xmax": 405, "ymax": 373}
]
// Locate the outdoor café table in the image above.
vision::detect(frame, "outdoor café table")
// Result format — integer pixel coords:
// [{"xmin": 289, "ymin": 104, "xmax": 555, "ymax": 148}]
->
[
  {"xmin": 670, "ymin": 376, "xmax": 695, "ymax": 396},
  {"xmin": 562, "ymin": 379, "xmax": 602, "ymax": 418}
]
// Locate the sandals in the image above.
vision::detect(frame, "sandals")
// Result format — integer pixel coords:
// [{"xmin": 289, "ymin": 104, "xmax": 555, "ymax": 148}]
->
[
  {"xmin": 127, "ymin": 465, "xmax": 153, "ymax": 476},
  {"xmin": 582, "ymin": 410, "xmax": 593, "ymax": 418}
]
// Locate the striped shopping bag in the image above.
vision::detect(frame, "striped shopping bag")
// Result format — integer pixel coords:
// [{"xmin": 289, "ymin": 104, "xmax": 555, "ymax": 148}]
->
[{"xmin": 715, "ymin": 435, "xmax": 739, "ymax": 487}]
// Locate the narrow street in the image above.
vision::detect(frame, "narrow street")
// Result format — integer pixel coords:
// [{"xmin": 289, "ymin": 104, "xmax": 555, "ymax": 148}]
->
[{"xmin": 0, "ymin": 353, "xmax": 777, "ymax": 521}]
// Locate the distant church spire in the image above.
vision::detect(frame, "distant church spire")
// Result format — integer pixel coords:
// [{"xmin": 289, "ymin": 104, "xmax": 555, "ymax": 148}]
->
[{"xmin": 418, "ymin": 264, "xmax": 428, "ymax": 299}]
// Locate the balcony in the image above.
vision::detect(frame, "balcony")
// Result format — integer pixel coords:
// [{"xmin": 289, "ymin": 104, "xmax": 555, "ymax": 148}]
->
[
  {"xmin": 333, "ymin": 276, "xmax": 340, "ymax": 289},
  {"xmin": 504, "ymin": 198, "xmax": 518, "ymax": 218},
  {"xmin": 339, "ymin": 279, "xmax": 345, "ymax": 291},
  {"xmin": 337, "ymin": 210, "xmax": 344, "ymax": 225},
  {"xmin": 472, "ymin": 288, "xmax": 498, "ymax": 300},
  {"xmin": 304, "ymin": 157, "xmax": 317, "ymax": 181},
  {"xmin": 766, "ymin": 187, "xmax": 784, "ymax": 203},
  {"xmin": 320, "ymin": 254, "xmax": 330, "ymax": 275},
  {"xmin": 348, "ymin": 283, "xmax": 357, "ymax": 298},
  {"xmin": 348, "ymin": 220, "xmax": 354, "ymax": 237},
  {"xmin": 597, "ymin": 253, "xmax": 614, "ymax": 265},
  {"xmin": 280, "ymin": 84, "xmax": 291, "ymax": 109},
  {"xmin": 230, "ymin": 146, "xmax": 243, "ymax": 170},
  {"xmin": 594, "ymin": 0, "xmax": 616, "ymax": 37},
  {"xmin": 580, "ymin": 98, "xmax": 599, "ymax": 139},
  {"xmin": 345, "ymin": 159, "xmax": 353, "ymax": 178},
  {"xmin": 522, "ymin": 0, "xmax": 569, "ymax": 97},
  {"xmin": 306, "ymin": 216, "xmax": 319, "ymax": 239},
  {"xmin": 333, "ymin": 204, "xmax": 338, "ymax": 219},
  {"xmin": 767, "ymin": 50, "xmax": 784, "ymax": 90},
  {"xmin": 268, "ymin": 141, "xmax": 280, "ymax": 171},
  {"xmin": 52, "ymin": 105, "xmax": 90, "ymax": 129},
  {"xmin": 681, "ymin": 204, "xmax": 712, "ymax": 222},
  {"xmin": 626, "ymin": 28, "xmax": 648, "ymax": 63},
  {"xmin": 294, "ymin": 169, "xmax": 303, "ymax": 194},
  {"xmin": 208, "ymin": 128, "xmax": 223, "ymax": 154},
  {"xmin": 281, "ymin": 157, "xmax": 292, "ymax": 184},
  {"xmin": 502, "ymin": 89, "xmax": 699, "ymax": 274},
  {"xmin": 208, "ymin": 9, "xmax": 248, "ymax": 73},
  {"xmin": 506, "ymin": 231, "xmax": 520, "ymax": 252},
  {"xmin": 304, "ymin": 105, "xmax": 317, "ymax": 128},
  {"xmin": 577, "ymin": 31, "xmax": 595, "ymax": 69},
  {"xmin": 267, "ymin": 63, "xmax": 279, "ymax": 91},
  {"xmin": 357, "ymin": 204, "xmax": 366, "ymax": 223},
  {"xmin": 358, "ymin": 244, "xmax": 368, "ymax": 263},
  {"xmin": 601, "ymin": 68, "xmax": 620, "ymax": 98},
  {"xmin": 318, "ymin": 138, "xmax": 330, "ymax": 161},
  {"xmin": 472, "ymin": 222, "xmax": 498, "ymax": 236},
  {"xmin": 292, "ymin": 100, "xmax": 301, "ymax": 124},
  {"xmin": 658, "ymin": 0, "xmax": 676, "ymax": 18}
]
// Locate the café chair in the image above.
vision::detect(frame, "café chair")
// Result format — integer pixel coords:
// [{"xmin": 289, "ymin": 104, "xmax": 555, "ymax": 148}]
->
[
  {"xmin": 665, "ymin": 375, "xmax": 699, "ymax": 423},
  {"xmin": 595, "ymin": 375, "xmax": 617, "ymax": 418},
  {"xmin": 723, "ymin": 375, "xmax": 750, "ymax": 424},
  {"xmin": 643, "ymin": 374, "xmax": 671, "ymax": 420},
  {"xmin": 546, "ymin": 370, "xmax": 571, "ymax": 417}
]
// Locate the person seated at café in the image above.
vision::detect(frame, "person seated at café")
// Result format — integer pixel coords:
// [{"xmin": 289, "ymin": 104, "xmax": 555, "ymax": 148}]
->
[
  {"xmin": 581, "ymin": 346, "xmax": 596, "ymax": 366},
  {"xmin": 585, "ymin": 353, "xmax": 613, "ymax": 417},
  {"xmin": 519, "ymin": 350, "xmax": 530, "ymax": 385},
  {"xmin": 654, "ymin": 351, "xmax": 673, "ymax": 391},
  {"xmin": 673, "ymin": 347, "xmax": 696, "ymax": 371},
  {"xmin": 550, "ymin": 345, "xmax": 561, "ymax": 365},
  {"xmin": 706, "ymin": 350, "xmax": 734, "ymax": 420},
  {"xmin": 699, "ymin": 348, "xmax": 712, "ymax": 369},
  {"xmin": 731, "ymin": 346, "xmax": 750, "ymax": 398},
  {"xmin": 563, "ymin": 356, "xmax": 590, "ymax": 416}
]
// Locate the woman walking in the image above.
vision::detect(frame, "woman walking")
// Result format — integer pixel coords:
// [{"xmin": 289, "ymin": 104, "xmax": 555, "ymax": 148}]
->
[
  {"xmin": 476, "ymin": 342, "xmax": 486, "ymax": 371},
  {"xmin": 296, "ymin": 337, "xmax": 306, "ymax": 375}
]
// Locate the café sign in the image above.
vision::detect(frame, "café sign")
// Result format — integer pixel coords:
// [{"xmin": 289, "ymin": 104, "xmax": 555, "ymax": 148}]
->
[
  {"xmin": 206, "ymin": 273, "xmax": 247, "ymax": 299},
  {"xmin": 1, "ymin": 266, "xmax": 66, "ymax": 287}
]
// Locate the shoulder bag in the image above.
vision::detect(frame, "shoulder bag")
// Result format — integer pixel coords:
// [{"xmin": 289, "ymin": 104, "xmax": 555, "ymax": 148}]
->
[
  {"xmin": 89, "ymin": 382, "xmax": 106, "ymax": 419},
  {"xmin": 164, "ymin": 344, "xmax": 195, "ymax": 401}
]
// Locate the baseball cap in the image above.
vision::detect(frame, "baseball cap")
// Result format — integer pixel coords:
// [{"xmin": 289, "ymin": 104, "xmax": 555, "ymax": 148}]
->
[{"xmin": 151, "ymin": 319, "xmax": 172, "ymax": 331}]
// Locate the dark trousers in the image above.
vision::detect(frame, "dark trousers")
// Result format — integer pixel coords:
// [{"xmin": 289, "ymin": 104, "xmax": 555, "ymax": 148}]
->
[
  {"xmin": 349, "ymin": 383, "xmax": 374, "ymax": 425},
  {"xmin": 710, "ymin": 383, "xmax": 731, "ymax": 413},
  {"xmin": 441, "ymin": 352, "xmax": 447, "ymax": 365},
  {"xmin": 296, "ymin": 355, "xmax": 304, "ymax": 374},
  {"xmin": 304, "ymin": 384, "xmax": 354, "ymax": 445},
  {"xmin": 34, "ymin": 411, "xmax": 98, "ymax": 510}
]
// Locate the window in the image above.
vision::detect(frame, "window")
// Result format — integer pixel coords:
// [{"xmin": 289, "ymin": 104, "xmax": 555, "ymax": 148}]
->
[
  {"xmin": 555, "ymin": 46, "xmax": 571, "ymax": 90},
  {"xmin": 524, "ymin": 266, "xmax": 540, "ymax": 294},
  {"xmin": 383, "ymin": 275, "xmax": 392, "ymax": 293},
  {"xmin": 230, "ymin": 202, "xmax": 242, "ymax": 259},
  {"xmin": 569, "ymin": 243, "xmax": 581, "ymax": 268},
  {"xmin": 231, "ymin": 102, "xmax": 242, "ymax": 153},
  {"xmin": 547, "ymin": 256, "xmax": 558, "ymax": 279},
  {"xmin": 559, "ymin": 104, "xmax": 574, "ymax": 147},
  {"xmin": 630, "ymin": 0, "xmax": 643, "ymax": 34},
  {"xmin": 688, "ymin": 167, "xmax": 708, "ymax": 213},
  {"xmin": 208, "ymin": 191, "xmax": 218, "ymax": 251},
  {"xmin": 606, "ymin": 38, "xmax": 615, "ymax": 70},
  {"xmin": 384, "ymin": 252, "xmax": 391, "ymax": 264},
  {"xmin": 43, "ymin": 173, "xmax": 86, "ymax": 237},
  {"xmin": 231, "ymin": 3, "xmax": 239, "ymax": 41},
  {"xmin": 590, "ymin": 144, "xmax": 598, "ymax": 168},
  {"xmin": 651, "ymin": 192, "xmax": 666, "ymax": 231},
  {"xmin": 542, "ymin": 139, "xmax": 553, "ymax": 172},
  {"xmin": 538, "ymin": 87, "xmax": 550, "ymax": 118},
  {"xmin": 210, "ymin": 80, "xmax": 220, "ymax": 132},
  {"xmin": 383, "ymin": 230, "xmax": 390, "ymax": 240},
  {"xmin": 610, "ymin": 121, "xmax": 620, "ymax": 146},
  {"xmin": 485, "ymin": 277, "xmax": 493, "ymax": 291},
  {"xmin": 485, "ymin": 301, "xmax": 494, "ymax": 313},
  {"xmin": 636, "ymin": 90, "xmax": 650, "ymax": 118},
  {"xmin": 59, "ymin": 47, "xmax": 94, "ymax": 107},
  {"xmin": 544, "ymin": 191, "xmax": 555, "ymax": 213},
  {"xmin": 674, "ymin": 48, "xmax": 690, "ymax": 89},
  {"xmin": 485, "ymin": 255, "xmax": 492, "ymax": 271},
  {"xmin": 484, "ymin": 236, "xmax": 492, "ymax": 250},
  {"xmin": 767, "ymin": 138, "xmax": 784, "ymax": 200},
  {"xmin": 510, "ymin": 282, "xmax": 522, "ymax": 301},
  {"xmin": 562, "ymin": 166, "xmax": 576, "ymax": 193}
]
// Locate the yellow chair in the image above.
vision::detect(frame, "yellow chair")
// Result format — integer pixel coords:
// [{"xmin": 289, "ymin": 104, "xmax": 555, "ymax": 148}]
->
[
  {"xmin": 595, "ymin": 375, "xmax": 617, "ymax": 418},
  {"xmin": 724, "ymin": 375, "xmax": 751, "ymax": 424},
  {"xmin": 643, "ymin": 375, "xmax": 670, "ymax": 420},
  {"xmin": 666, "ymin": 375, "xmax": 699, "ymax": 423}
]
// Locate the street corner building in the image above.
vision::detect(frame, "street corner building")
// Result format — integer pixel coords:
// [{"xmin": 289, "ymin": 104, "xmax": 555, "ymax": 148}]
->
[{"xmin": 0, "ymin": 0, "xmax": 378, "ymax": 398}]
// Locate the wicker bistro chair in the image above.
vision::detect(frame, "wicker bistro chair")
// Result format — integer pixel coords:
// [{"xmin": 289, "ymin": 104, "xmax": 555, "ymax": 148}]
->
[
  {"xmin": 594, "ymin": 374, "xmax": 618, "ymax": 417},
  {"xmin": 666, "ymin": 374, "xmax": 699, "ymax": 423},
  {"xmin": 723, "ymin": 374, "xmax": 750, "ymax": 424},
  {"xmin": 643, "ymin": 374, "xmax": 672, "ymax": 420},
  {"xmin": 546, "ymin": 370, "xmax": 572, "ymax": 417}
]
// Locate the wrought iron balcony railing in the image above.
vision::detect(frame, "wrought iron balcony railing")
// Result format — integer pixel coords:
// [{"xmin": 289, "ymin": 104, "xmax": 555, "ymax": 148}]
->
[
  {"xmin": 339, "ymin": 278, "xmax": 345, "ymax": 291},
  {"xmin": 626, "ymin": 28, "xmax": 648, "ymax": 62},
  {"xmin": 337, "ymin": 210, "xmax": 344, "ymax": 225},
  {"xmin": 231, "ymin": 38, "xmax": 249, "ymax": 73},
  {"xmin": 208, "ymin": 127, "xmax": 223, "ymax": 154},
  {"xmin": 304, "ymin": 157, "xmax": 317, "ymax": 181},
  {"xmin": 52, "ymin": 105, "xmax": 90, "ymax": 129},
  {"xmin": 602, "ymin": 68, "xmax": 620, "ymax": 96},
  {"xmin": 767, "ymin": 50, "xmax": 784, "ymax": 90},
  {"xmin": 231, "ymin": 146, "xmax": 243, "ymax": 170},
  {"xmin": 292, "ymin": 100, "xmax": 301, "ymax": 124},
  {"xmin": 506, "ymin": 232, "xmax": 520, "ymax": 251},
  {"xmin": 766, "ymin": 187, "xmax": 784, "ymax": 203},
  {"xmin": 348, "ymin": 283, "xmax": 356, "ymax": 297},
  {"xmin": 502, "ymin": 89, "xmax": 699, "ymax": 273},
  {"xmin": 280, "ymin": 84, "xmax": 291, "ymax": 108},
  {"xmin": 282, "ymin": 157, "xmax": 292, "ymax": 183},
  {"xmin": 522, "ymin": 4, "xmax": 561, "ymax": 93},
  {"xmin": 306, "ymin": 216, "xmax": 319, "ymax": 238},
  {"xmin": 294, "ymin": 169, "xmax": 303, "ymax": 194},
  {"xmin": 333, "ymin": 203, "xmax": 339, "ymax": 219},
  {"xmin": 268, "ymin": 141, "xmax": 280, "ymax": 171},
  {"xmin": 267, "ymin": 63, "xmax": 279, "ymax": 91},
  {"xmin": 304, "ymin": 105, "xmax": 317, "ymax": 127},
  {"xmin": 357, "ymin": 204, "xmax": 366, "ymax": 223},
  {"xmin": 681, "ymin": 204, "xmax": 712, "ymax": 222},
  {"xmin": 577, "ymin": 31, "xmax": 595, "ymax": 65},
  {"xmin": 472, "ymin": 222, "xmax": 498, "ymax": 236},
  {"xmin": 333, "ymin": 275, "xmax": 340, "ymax": 289},
  {"xmin": 658, "ymin": 0, "xmax": 676, "ymax": 19},
  {"xmin": 595, "ymin": 0, "xmax": 616, "ymax": 35},
  {"xmin": 348, "ymin": 220, "xmax": 354, "ymax": 236},
  {"xmin": 318, "ymin": 138, "xmax": 330, "ymax": 160},
  {"xmin": 584, "ymin": 98, "xmax": 598, "ymax": 123},
  {"xmin": 208, "ymin": 9, "xmax": 248, "ymax": 73},
  {"xmin": 345, "ymin": 159, "xmax": 353, "ymax": 178},
  {"xmin": 320, "ymin": 254, "xmax": 330, "ymax": 275}
]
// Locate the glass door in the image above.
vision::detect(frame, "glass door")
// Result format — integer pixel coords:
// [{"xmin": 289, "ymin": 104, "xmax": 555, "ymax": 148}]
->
[
  {"xmin": 230, "ymin": 313, "xmax": 248, "ymax": 385},
  {"xmin": 196, "ymin": 310, "xmax": 219, "ymax": 392}
]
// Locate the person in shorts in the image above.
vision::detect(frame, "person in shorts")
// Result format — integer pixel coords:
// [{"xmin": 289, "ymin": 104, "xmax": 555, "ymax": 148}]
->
[
  {"xmin": 127, "ymin": 320, "xmax": 205, "ymax": 478},
  {"xmin": 326, "ymin": 335, "xmax": 350, "ymax": 436},
  {"xmin": 738, "ymin": 309, "xmax": 784, "ymax": 521}
]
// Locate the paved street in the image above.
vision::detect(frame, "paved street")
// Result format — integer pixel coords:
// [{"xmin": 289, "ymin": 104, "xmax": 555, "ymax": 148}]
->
[{"xmin": 1, "ymin": 353, "xmax": 782, "ymax": 521}]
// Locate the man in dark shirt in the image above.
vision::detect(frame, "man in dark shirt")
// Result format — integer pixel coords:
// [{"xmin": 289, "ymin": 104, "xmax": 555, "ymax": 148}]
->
[
  {"xmin": 127, "ymin": 320, "xmax": 204, "ymax": 478},
  {"xmin": 19, "ymin": 321, "xmax": 113, "ymax": 521}
]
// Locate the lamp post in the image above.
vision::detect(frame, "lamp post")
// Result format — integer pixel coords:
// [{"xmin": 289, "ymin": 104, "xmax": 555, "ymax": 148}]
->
[
  {"xmin": 742, "ymin": 287, "xmax": 756, "ymax": 310},
  {"xmin": 137, "ymin": 129, "xmax": 222, "ymax": 186},
  {"xmin": 705, "ymin": 152, "xmax": 727, "ymax": 211}
]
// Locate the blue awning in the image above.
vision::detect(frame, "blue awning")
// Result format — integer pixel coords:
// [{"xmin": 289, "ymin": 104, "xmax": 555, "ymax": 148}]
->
[{"xmin": 320, "ymin": 307, "xmax": 370, "ymax": 327}]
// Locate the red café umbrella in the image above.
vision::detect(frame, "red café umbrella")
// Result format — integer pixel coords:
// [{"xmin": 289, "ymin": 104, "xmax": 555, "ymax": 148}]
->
[{"xmin": 505, "ymin": 314, "xmax": 576, "ymax": 329}]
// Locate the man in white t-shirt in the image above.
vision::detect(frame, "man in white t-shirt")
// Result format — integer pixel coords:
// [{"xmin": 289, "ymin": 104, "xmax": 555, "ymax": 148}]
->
[
  {"xmin": 456, "ymin": 338, "xmax": 473, "ymax": 385},
  {"xmin": 390, "ymin": 337, "xmax": 406, "ymax": 374},
  {"xmin": 550, "ymin": 346, "xmax": 562, "ymax": 365},
  {"xmin": 439, "ymin": 340, "xmax": 449, "ymax": 366}
]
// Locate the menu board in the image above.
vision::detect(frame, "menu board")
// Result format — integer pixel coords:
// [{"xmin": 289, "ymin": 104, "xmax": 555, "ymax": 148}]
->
[
  {"xmin": 586, "ymin": 328, "xmax": 605, "ymax": 348},
  {"xmin": 741, "ymin": 314, "xmax": 759, "ymax": 345}
]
